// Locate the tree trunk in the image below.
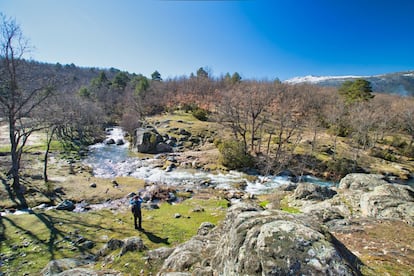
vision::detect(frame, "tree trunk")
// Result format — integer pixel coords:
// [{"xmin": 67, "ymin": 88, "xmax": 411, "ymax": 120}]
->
[
  {"xmin": 333, "ymin": 134, "xmax": 337, "ymax": 161},
  {"xmin": 311, "ymin": 126, "xmax": 317, "ymax": 155},
  {"xmin": 9, "ymin": 118, "xmax": 21, "ymax": 195},
  {"xmin": 266, "ymin": 133, "xmax": 273, "ymax": 155},
  {"xmin": 43, "ymin": 127, "xmax": 56, "ymax": 183},
  {"xmin": 251, "ymin": 116, "xmax": 256, "ymax": 152}
]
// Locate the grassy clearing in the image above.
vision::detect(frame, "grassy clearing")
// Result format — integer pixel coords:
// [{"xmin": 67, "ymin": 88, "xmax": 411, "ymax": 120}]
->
[
  {"xmin": 0, "ymin": 197, "xmax": 228, "ymax": 275},
  {"xmin": 0, "ymin": 171, "xmax": 145, "ymax": 210},
  {"xmin": 148, "ymin": 111, "xmax": 223, "ymax": 138}
]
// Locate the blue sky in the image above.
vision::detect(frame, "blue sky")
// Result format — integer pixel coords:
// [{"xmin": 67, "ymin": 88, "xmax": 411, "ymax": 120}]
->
[{"xmin": 1, "ymin": 0, "xmax": 413, "ymax": 80}]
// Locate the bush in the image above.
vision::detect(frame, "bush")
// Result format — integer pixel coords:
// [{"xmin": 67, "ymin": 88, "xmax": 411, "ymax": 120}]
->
[
  {"xmin": 370, "ymin": 148, "xmax": 398, "ymax": 162},
  {"xmin": 402, "ymin": 144, "xmax": 414, "ymax": 158},
  {"xmin": 182, "ymin": 103, "xmax": 198, "ymax": 113},
  {"xmin": 326, "ymin": 123, "xmax": 351, "ymax": 138},
  {"xmin": 325, "ymin": 158, "xmax": 362, "ymax": 181},
  {"xmin": 217, "ymin": 140, "xmax": 253, "ymax": 170},
  {"xmin": 391, "ymin": 136, "xmax": 408, "ymax": 149},
  {"xmin": 192, "ymin": 107, "xmax": 208, "ymax": 121}
]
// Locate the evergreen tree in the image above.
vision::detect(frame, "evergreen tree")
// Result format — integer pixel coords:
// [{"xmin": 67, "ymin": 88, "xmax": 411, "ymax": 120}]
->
[
  {"xmin": 151, "ymin": 70, "xmax": 162, "ymax": 81},
  {"xmin": 231, "ymin": 72, "xmax": 242, "ymax": 84},
  {"xmin": 224, "ymin": 72, "xmax": 231, "ymax": 83},
  {"xmin": 78, "ymin": 87, "xmax": 90, "ymax": 98},
  {"xmin": 112, "ymin": 71, "xmax": 130, "ymax": 90},
  {"xmin": 196, "ymin": 67, "xmax": 208, "ymax": 78},
  {"xmin": 91, "ymin": 71, "xmax": 110, "ymax": 88},
  {"xmin": 338, "ymin": 79, "xmax": 374, "ymax": 104},
  {"xmin": 132, "ymin": 74, "xmax": 149, "ymax": 95}
]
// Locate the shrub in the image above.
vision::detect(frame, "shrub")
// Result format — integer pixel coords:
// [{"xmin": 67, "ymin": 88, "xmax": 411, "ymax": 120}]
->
[
  {"xmin": 325, "ymin": 158, "xmax": 362, "ymax": 181},
  {"xmin": 370, "ymin": 148, "xmax": 398, "ymax": 162},
  {"xmin": 391, "ymin": 136, "xmax": 408, "ymax": 149},
  {"xmin": 402, "ymin": 144, "xmax": 414, "ymax": 158},
  {"xmin": 217, "ymin": 140, "xmax": 253, "ymax": 170},
  {"xmin": 182, "ymin": 103, "xmax": 198, "ymax": 113},
  {"xmin": 192, "ymin": 107, "xmax": 208, "ymax": 121}
]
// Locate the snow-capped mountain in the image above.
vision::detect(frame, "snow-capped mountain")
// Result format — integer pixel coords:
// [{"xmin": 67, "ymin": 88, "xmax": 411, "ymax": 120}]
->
[
  {"xmin": 285, "ymin": 75, "xmax": 368, "ymax": 84},
  {"xmin": 284, "ymin": 71, "xmax": 414, "ymax": 96}
]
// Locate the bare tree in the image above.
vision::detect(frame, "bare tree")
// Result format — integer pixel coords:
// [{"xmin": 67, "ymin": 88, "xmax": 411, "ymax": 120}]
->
[
  {"xmin": 218, "ymin": 86, "xmax": 249, "ymax": 150},
  {"xmin": 265, "ymin": 84, "xmax": 305, "ymax": 173},
  {"xmin": 218, "ymin": 81, "xmax": 271, "ymax": 153},
  {"xmin": 397, "ymin": 97, "xmax": 414, "ymax": 148},
  {"xmin": 369, "ymin": 94, "xmax": 397, "ymax": 143},
  {"xmin": 323, "ymin": 92, "xmax": 348, "ymax": 160},
  {"xmin": 0, "ymin": 14, "xmax": 53, "ymax": 200}
]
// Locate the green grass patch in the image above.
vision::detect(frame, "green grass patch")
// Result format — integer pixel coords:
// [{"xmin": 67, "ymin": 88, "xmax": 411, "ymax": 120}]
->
[
  {"xmin": 280, "ymin": 197, "xmax": 301, "ymax": 214},
  {"xmin": 0, "ymin": 145, "xmax": 10, "ymax": 153},
  {"xmin": 0, "ymin": 197, "xmax": 228, "ymax": 275},
  {"xmin": 48, "ymin": 140, "xmax": 66, "ymax": 152},
  {"xmin": 259, "ymin": 200, "xmax": 269, "ymax": 208}
]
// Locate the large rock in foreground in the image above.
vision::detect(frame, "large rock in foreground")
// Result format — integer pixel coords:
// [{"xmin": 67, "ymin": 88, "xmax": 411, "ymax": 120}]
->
[{"xmin": 157, "ymin": 202, "xmax": 362, "ymax": 275}]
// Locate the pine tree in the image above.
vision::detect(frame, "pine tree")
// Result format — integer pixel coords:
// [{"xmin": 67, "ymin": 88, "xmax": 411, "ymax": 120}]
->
[{"xmin": 338, "ymin": 79, "xmax": 374, "ymax": 104}]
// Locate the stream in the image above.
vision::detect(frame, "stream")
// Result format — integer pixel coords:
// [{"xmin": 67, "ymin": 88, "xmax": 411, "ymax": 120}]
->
[
  {"xmin": 83, "ymin": 127, "xmax": 334, "ymax": 194},
  {"xmin": 0, "ymin": 128, "xmax": 334, "ymax": 216}
]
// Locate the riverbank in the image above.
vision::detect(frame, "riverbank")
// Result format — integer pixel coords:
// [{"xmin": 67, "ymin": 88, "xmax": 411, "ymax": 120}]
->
[{"xmin": 1, "ymin": 115, "xmax": 413, "ymax": 275}]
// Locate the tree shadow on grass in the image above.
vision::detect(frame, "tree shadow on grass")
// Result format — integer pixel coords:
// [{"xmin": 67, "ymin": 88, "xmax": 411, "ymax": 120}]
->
[
  {"xmin": 0, "ymin": 175, "xmax": 18, "ymax": 207},
  {"xmin": 1, "ymin": 215, "xmax": 45, "ymax": 249},
  {"xmin": 0, "ymin": 175, "xmax": 30, "ymax": 209},
  {"xmin": 0, "ymin": 215, "xmax": 6, "ymax": 242},
  {"xmin": 1, "ymin": 210, "xmax": 108, "ymax": 262},
  {"xmin": 34, "ymin": 212, "xmax": 69, "ymax": 260}
]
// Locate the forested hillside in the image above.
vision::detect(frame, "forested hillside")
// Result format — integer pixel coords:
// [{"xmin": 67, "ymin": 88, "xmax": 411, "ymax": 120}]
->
[{"xmin": 4, "ymin": 59, "xmax": 413, "ymax": 183}]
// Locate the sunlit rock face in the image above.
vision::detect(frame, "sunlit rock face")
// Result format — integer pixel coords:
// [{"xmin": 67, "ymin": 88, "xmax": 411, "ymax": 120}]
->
[
  {"xmin": 338, "ymin": 173, "xmax": 414, "ymax": 225},
  {"xmin": 158, "ymin": 202, "xmax": 362, "ymax": 275},
  {"xmin": 289, "ymin": 173, "xmax": 414, "ymax": 225}
]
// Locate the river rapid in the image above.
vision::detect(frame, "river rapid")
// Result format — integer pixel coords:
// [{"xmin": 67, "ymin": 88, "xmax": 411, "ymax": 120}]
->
[{"xmin": 83, "ymin": 127, "xmax": 334, "ymax": 195}]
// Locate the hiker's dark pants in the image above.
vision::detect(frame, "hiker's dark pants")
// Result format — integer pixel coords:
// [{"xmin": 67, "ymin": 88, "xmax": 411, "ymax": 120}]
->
[{"xmin": 132, "ymin": 209, "xmax": 142, "ymax": 229}]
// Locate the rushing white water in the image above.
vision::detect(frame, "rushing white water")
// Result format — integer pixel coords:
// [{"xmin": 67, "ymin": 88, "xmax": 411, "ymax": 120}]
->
[
  {"xmin": 0, "ymin": 128, "xmax": 335, "ymax": 216},
  {"xmin": 83, "ymin": 127, "xmax": 334, "ymax": 194}
]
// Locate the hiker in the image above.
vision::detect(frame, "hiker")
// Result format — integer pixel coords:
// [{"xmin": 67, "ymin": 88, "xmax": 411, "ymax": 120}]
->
[{"xmin": 130, "ymin": 194, "xmax": 143, "ymax": 230}]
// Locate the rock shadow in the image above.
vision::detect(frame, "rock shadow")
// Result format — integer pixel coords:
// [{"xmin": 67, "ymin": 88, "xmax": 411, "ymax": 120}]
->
[{"xmin": 140, "ymin": 229, "xmax": 170, "ymax": 245}]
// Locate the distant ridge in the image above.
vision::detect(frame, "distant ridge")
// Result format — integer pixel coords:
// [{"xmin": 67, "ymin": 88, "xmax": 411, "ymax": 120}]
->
[{"xmin": 285, "ymin": 71, "xmax": 414, "ymax": 96}]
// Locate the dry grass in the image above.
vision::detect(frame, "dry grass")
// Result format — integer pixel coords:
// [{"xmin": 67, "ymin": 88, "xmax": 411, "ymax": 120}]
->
[{"xmin": 332, "ymin": 219, "xmax": 414, "ymax": 276}]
